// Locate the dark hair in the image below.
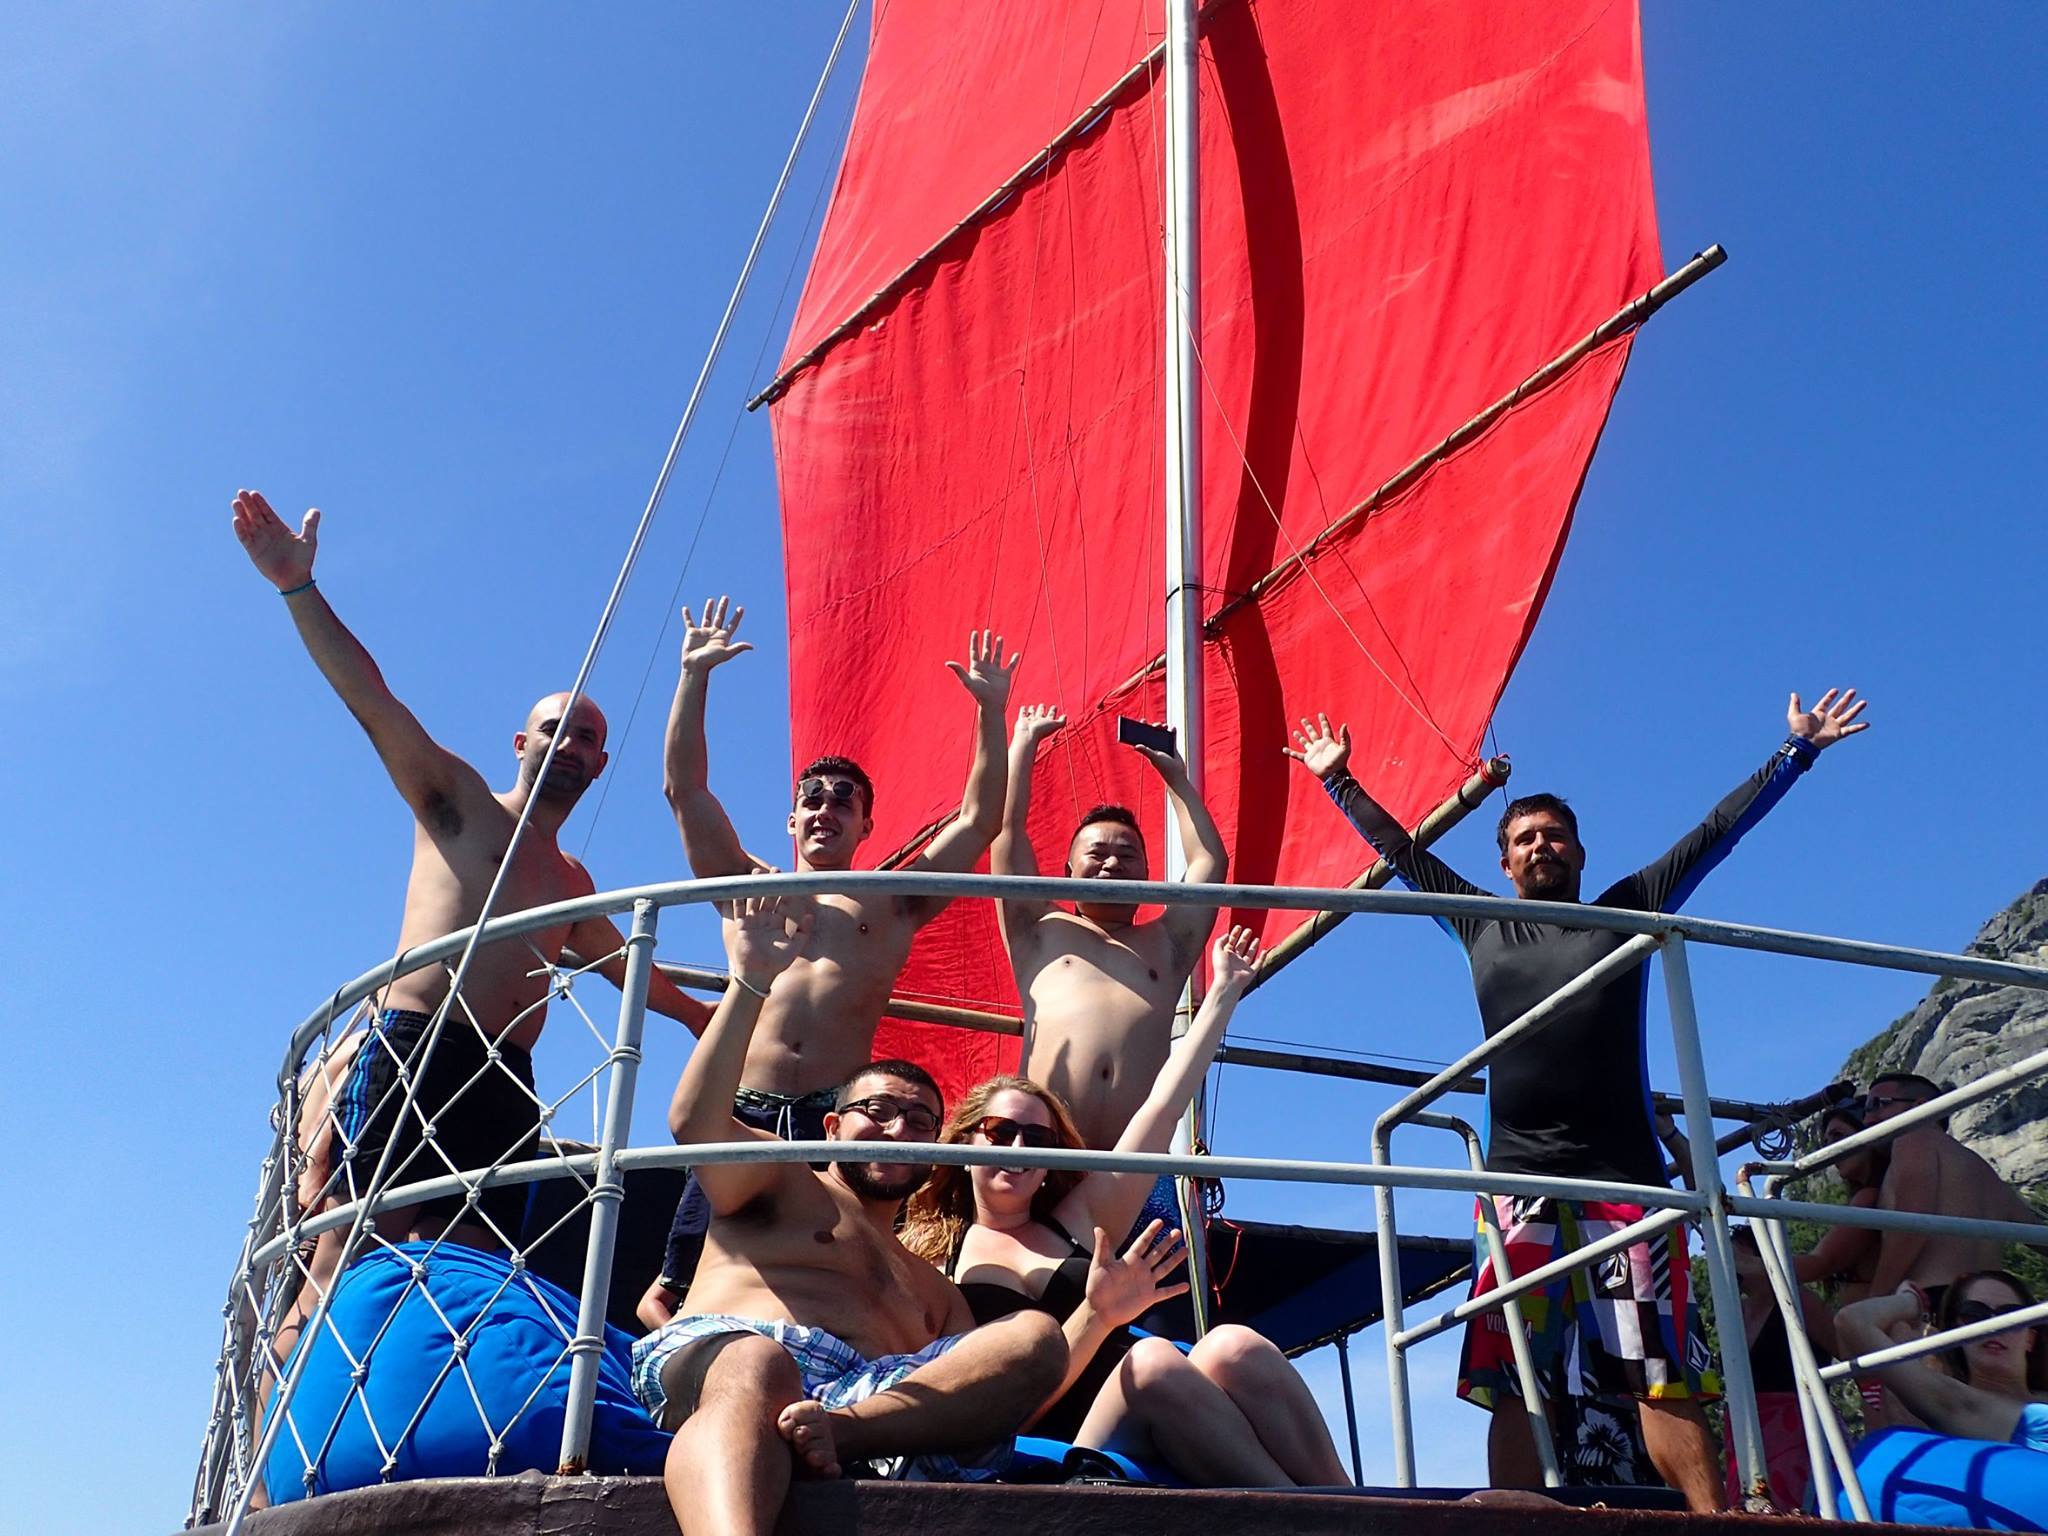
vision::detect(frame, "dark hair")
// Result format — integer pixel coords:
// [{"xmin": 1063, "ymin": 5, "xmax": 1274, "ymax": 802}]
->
[
  {"xmin": 1937, "ymin": 1270, "xmax": 2048, "ymax": 1391},
  {"xmin": 797, "ymin": 755, "xmax": 874, "ymax": 816},
  {"xmin": 1820, "ymin": 1102, "xmax": 1866, "ymax": 1137},
  {"xmin": 838, "ymin": 1058, "xmax": 942, "ymax": 1111},
  {"xmin": 1496, "ymin": 793, "xmax": 1579, "ymax": 855},
  {"xmin": 1070, "ymin": 803, "xmax": 1143, "ymax": 845},
  {"xmin": 1871, "ymin": 1071, "xmax": 1947, "ymax": 1101}
]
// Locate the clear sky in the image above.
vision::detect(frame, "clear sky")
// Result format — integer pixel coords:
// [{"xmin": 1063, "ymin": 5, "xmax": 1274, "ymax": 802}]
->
[{"xmin": 2, "ymin": 5, "xmax": 2042, "ymax": 1530}]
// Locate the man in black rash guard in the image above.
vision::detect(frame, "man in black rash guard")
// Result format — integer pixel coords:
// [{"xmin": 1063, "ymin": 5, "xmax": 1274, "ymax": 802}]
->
[{"xmin": 1287, "ymin": 689, "xmax": 1869, "ymax": 1511}]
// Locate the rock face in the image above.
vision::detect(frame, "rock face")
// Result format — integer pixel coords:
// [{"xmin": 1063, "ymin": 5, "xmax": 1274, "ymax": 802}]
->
[{"xmin": 1839, "ymin": 879, "xmax": 2048, "ymax": 1188}]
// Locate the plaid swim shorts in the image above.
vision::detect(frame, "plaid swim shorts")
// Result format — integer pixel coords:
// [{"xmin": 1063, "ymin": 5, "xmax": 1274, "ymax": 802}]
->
[
  {"xmin": 1458, "ymin": 1195, "xmax": 1721, "ymax": 1411},
  {"xmin": 630, "ymin": 1313, "xmax": 1010, "ymax": 1481}
]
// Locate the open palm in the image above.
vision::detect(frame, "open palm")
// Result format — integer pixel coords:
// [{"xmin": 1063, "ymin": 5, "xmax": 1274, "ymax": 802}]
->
[
  {"xmin": 681, "ymin": 596, "xmax": 753, "ymax": 672},
  {"xmin": 231, "ymin": 489, "xmax": 319, "ymax": 591}
]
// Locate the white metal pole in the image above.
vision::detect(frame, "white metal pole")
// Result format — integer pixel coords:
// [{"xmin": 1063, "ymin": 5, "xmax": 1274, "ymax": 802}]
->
[
  {"xmin": 557, "ymin": 898, "xmax": 658, "ymax": 1473},
  {"xmin": 1161, "ymin": 0, "xmax": 1213, "ymax": 1335}
]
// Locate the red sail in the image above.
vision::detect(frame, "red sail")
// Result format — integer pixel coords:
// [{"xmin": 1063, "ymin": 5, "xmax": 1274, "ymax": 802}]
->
[{"xmin": 770, "ymin": 0, "xmax": 1662, "ymax": 1102}]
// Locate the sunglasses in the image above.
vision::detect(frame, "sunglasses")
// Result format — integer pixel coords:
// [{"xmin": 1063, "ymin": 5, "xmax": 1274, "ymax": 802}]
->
[
  {"xmin": 1955, "ymin": 1298, "xmax": 2035, "ymax": 1328},
  {"xmin": 969, "ymin": 1114, "xmax": 1058, "ymax": 1149},
  {"xmin": 796, "ymin": 777, "xmax": 863, "ymax": 811},
  {"xmin": 838, "ymin": 1095, "xmax": 939, "ymax": 1135},
  {"xmin": 1865, "ymin": 1094, "xmax": 1920, "ymax": 1111}
]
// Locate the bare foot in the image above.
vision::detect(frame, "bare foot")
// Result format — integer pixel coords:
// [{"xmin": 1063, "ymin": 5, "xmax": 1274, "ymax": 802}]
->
[{"xmin": 776, "ymin": 1400, "xmax": 841, "ymax": 1478}]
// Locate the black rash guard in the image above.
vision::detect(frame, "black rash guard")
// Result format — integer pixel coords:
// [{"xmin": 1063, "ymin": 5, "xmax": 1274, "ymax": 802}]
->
[{"xmin": 1324, "ymin": 736, "xmax": 1819, "ymax": 1187}]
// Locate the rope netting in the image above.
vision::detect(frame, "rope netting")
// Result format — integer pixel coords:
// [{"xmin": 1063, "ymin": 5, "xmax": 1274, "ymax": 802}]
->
[{"xmin": 192, "ymin": 942, "xmax": 646, "ymax": 1521}]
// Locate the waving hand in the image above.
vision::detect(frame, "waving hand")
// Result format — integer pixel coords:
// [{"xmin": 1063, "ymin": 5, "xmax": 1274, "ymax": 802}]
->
[
  {"xmin": 1788, "ymin": 687, "xmax": 1870, "ymax": 751},
  {"xmin": 232, "ymin": 489, "xmax": 320, "ymax": 592}
]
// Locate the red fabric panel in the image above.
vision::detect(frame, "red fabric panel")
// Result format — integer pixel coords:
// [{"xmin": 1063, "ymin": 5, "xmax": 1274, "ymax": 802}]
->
[
  {"xmin": 784, "ymin": 0, "xmax": 1158, "ymax": 362},
  {"xmin": 774, "ymin": 0, "xmax": 1662, "ymax": 1107}
]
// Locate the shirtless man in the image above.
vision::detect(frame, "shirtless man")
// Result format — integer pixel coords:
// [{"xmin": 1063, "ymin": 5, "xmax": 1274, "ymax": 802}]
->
[
  {"xmin": 1865, "ymin": 1072, "xmax": 2046, "ymax": 1309},
  {"xmin": 993, "ymin": 704, "xmax": 1227, "ymax": 1149},
  {"xmin": 663, "ymin": 597, "xmax": 1014, "ymax": 1118},
  {"xmin": 233, "ymin": 489, "xmax": 710, "ymax": 1263},
  {"xmin": 634, "ymin": 895, "xmax": 1065, "ymax": 1535}
]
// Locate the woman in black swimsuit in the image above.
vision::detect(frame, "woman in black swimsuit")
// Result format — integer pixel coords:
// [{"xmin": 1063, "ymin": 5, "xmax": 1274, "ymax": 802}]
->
[{"xmin": 901, "ymin": 928, "xmax": 1351, "ymax": 1486}]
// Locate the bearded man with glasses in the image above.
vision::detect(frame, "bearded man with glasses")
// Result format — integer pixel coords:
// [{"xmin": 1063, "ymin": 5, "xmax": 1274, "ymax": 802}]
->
[{"xmin": 634, "ymin": 896, "xmax": 1065, "ymax": 1535}]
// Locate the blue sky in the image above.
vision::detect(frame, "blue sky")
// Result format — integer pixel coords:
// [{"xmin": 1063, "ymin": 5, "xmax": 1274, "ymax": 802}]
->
[{"xmin": 2, "ymin": 4, "xmax": 2043, "ymax": 1529}]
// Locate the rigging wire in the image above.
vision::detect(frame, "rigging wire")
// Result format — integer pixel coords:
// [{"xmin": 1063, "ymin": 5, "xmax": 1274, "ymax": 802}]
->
[
  {"xmin": 578, "ymin": 55, "xmax": 859, "ymax": 861},
  {"xmin": 224, "ymin": 7, "xmax": 867, "ymax": 1527}
]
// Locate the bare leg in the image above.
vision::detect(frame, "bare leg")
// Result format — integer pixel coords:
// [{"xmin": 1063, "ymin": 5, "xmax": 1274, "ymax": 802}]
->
[
  {"xmin": 1639, "ymin": 1396, "xmax": 1727, "ymax": 1513},
  {"xmin": 664, "ymin": 1336, "xmax": 803, "ymax": 1536},
  {"xmin": 829, "ymin": 1312, "xmax": 1065, "ymax": 1464},
  {"xmin": 1487, "ymin": 1399, "xmax": 1546, "ymax": 1490},
  {"xmin": 1074, "ymin": 1337, "xmax": 1296, "ymax": 1486},
  {"xmin": 1188, "ymin": 1326, "xmax": 1352, "ymax": 1486}
]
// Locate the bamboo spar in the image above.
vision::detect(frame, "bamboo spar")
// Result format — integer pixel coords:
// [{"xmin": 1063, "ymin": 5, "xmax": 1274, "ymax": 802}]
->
[{"xmin": 1248, "ymin": 755, "xmax": 1509, "ymax": 991}]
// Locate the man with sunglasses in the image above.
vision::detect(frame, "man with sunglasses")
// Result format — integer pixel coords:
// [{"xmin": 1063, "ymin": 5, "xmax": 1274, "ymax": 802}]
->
[
  {"xmin": 992, "ymin": 704, "xmax": 1228, "ymax": 1151},
  {"xmin": 1863, "ymin": 1073, "xmax": 2046, "ymax": 1326},
  {"xmin": 635, "ymin": 895, "xmax": 1065, "ymax": 1534},
  {"xmin": 664, "ymin": 597, "xmax": 1016, "ymax": 1122}
]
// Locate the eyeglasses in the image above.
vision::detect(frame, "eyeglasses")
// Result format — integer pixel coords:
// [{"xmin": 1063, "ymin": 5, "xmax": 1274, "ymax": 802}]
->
[
  {"xmin": 1954, "ymin": 1298, "xmax": 2035, "ymax": 1327},
  {"xmin": 969, "ymin": 1115, "xmax": 1058, "ymax": 1149},
  {"xmin": 838, "ymin": 1095, "xmax": 939, "ymax": 1135},
  {"xmin": 1865, "ymin": 1094, "xmax": 1920, "ymax": 1111},
  {"xmin": 796, "ymin": 777, "xmax": 862, "ymax": 811}
]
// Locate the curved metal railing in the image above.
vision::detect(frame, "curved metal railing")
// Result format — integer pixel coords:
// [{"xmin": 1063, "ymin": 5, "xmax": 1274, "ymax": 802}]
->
[{"xmin": 190, "ymin": 872, "xmax": 2048, "ymax": 1529}]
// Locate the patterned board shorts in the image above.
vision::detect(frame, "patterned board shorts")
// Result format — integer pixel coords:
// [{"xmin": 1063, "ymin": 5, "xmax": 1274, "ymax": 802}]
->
[
  {"xmin": 630, "ymin": 1313, "xmax": 1010, "ymax": 1482},
  {"xmin": 1458, "ymin": 1195, "xmax": 1721, "ymax": 1412}
]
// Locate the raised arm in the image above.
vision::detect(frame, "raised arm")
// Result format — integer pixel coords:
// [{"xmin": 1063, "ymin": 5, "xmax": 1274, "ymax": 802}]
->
[
  {"xmin": 907, "ymin": 630, "xmax": 1018, "ymax": 882},
  {"xmin": 1287, "ymin": 714, "xmax": 1486, "ymax": 944},
  {"xmin": 667, "ymin": 895, "xmax": 814, "ymax": 1213},
  {"xmin": 232, "ymin": 490, "xmax": 480, "ymax": 820},
  {"xmin": 564, "ymin": 911, "xmax": 714, "ymax": 1035},
  {"xmin": 663, "ymin": 598, "xmax": 761, "ymax": 877},
  {"xmin": 1061, "ymin": 927, "xmax": 1260, "ymax": 1241},
  {"xmin": 993, "ymin": 704, "xmax": 1063, "ymax": 938},
  {"xmin": 1624, "ymin": 688, "xmax": 1869, "ymax": 914},
  {"xmin": 1127, "ymin": 729, "xmax": 1228, "ymax": 969},
  {"xmin": 1837, "ymin": 1286, "xmax": 2025, "ymax": 1443}
]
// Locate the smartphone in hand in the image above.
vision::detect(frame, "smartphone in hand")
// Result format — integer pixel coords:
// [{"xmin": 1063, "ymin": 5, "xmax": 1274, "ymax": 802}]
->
[{"xmin": 1116, "ymin": 716, "xmax": 1177, "ymax": 755}]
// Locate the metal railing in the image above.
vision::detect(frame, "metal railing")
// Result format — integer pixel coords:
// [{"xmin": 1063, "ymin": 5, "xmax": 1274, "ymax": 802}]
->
[{"xmin": 192, "ymin": 871, "xmax": 2048, "ymax": 1529}]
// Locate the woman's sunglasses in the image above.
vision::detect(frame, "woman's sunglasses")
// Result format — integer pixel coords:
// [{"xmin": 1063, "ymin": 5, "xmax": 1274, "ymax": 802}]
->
[
  {"xmin": 969, "ymin": 1115, "xmax": 1057, "ymax": 1149},
  {"xmin": 1955, "ymin": 1298, "xmax": 2035, "ymax": 1328}
]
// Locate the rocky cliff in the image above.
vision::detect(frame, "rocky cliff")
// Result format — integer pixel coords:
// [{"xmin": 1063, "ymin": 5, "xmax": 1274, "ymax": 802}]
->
[{"xmin": 1838, "ymin": 879, "xmax": 2048, "ymax": 1188}]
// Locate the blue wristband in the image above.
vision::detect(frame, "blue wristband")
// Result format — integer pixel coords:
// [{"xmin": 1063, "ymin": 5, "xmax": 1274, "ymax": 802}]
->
[{"xmin": 278, "ymin": 577, "xmax": 316, "ymax": 597}]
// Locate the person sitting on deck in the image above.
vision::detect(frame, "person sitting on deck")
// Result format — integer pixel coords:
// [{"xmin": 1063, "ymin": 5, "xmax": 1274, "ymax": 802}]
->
[
  {"xmin": 230, "ymin": 490, "xmax": 710, "ymax": 1359},
  {"xmin": 634, "ymin": 894, "xmax": 1065, "ymax": 1535},
  {"xmin": 1856, "ymin": 1072, "xmax": 2048, "ymax": 1428},
  {"xmin": 993, "ymin": 703, "xmax": 1226, "ymax": 1241},
  {"xmin": 651, "ymin": 598, "xmax": 1017, "ymax": 1299},
  {"xmin": 1284, "ymin": 688, "xmax": 1872, "ymax": 1513},
  {"xmin": 900, "ymin": 928, "xmax": 1351, "ymax": 1488},
  {"xmin": 1726, "ymin": 1225, "xmax": 1838, "ymax": 1511},
  {"xmin": 1797, "ymin": 1102, "xmax": 1889, "ymax": 1307},
  {"xmin": 1838, "ymin": 1272, "xmax": 2048, "ymax": 1526}
]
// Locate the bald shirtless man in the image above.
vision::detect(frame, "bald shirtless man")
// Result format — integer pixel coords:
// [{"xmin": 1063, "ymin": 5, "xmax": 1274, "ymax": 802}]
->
[
  {"xmin": 662, "ymin": 597, "xmax": 1014, "ymax": 1120},
  {"xmin": 634, "ymin": 895, "xmax": 1064, "ymax": 1535},
  {"xmin": 992, "ymin": 705, "xmax": 1227, "ymax": 1151},
  {"xmin": 1865, "ymin": 1073, "xmax": 2046, "ymax": 1308},
  {"xmin": 233, "ymin": 490, "xmax": 710, "ymax": 1263}
]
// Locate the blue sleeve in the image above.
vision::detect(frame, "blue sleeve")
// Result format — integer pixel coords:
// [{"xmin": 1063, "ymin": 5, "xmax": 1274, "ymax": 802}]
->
[
  {"xmin": 1322, "ymin": 772, "xmax": 1487, "ymax": 948},
  {"xmin": 1611, "ymin": 737, "xmax": 1818, "ymax": 914}
]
